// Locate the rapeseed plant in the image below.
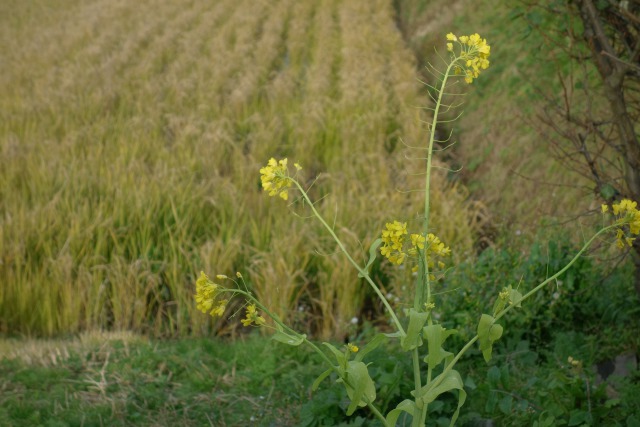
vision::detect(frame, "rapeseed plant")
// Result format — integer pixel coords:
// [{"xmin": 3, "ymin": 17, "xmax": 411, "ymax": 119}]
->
[{"xmin": 197, "ymin": 30, "xmax": 640, "ymax": 426}]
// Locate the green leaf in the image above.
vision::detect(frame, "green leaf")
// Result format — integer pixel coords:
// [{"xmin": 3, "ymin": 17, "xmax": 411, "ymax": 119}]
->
[
  {"xmin": 423, "ymin": 325, "xmax": 456, "ymax": 369},
  {"xmin": 485, "ymin": 390, "xmax": 497, "ymax": 413},
  {"xmin": 499, "ymin": 395, "xmax": 513, "ymax": 415},
  {"xmin": 322, "ymin": 342, "xmax": 346, "ymax": 368},
  {"xmin": 386, "ymin": 399, "xmax": 418, "ymax": 427},
  {"xmin": 401, "ymin": 308, "xmax": 429, "ymax": 351},
  {"xmin": 500, "ymin": 365, "xmax": 511, "ymax": 389},
  {"xmin": 477, "ymin": 314, "xmax": 503, "ymax": 363},
  {"xmin": 568, "ymin": 410, "xmax": 590, "ymax": 426},
  {"xmin": 537, "ymin": 414, "xmax": 556, "ymax": 427},
  {"xmin": 627, "ymin": 415, "xmax": 640, "ymax": 427},
  {"xmin": 464, "ymin": 376, "xmax": 477, "ymax": 390},
  {"xmin": 600, "ymin": 183, "xmax": 617, "ymax": 200},
  {"xmin": 412, "ymin": 370, "xmax": 467, "ymax": 426},
  {"xmin": 509, "ymin": 288, "xmax": 522, "ymax": 308},
  {"xmin": 354, "ymin": 333, "xmax": 387, "ymax": 363},
  {"xmin": 604, "ymin": 398, "xmax": 620, "ymax": 408},
  {"xmin": 493, "ymin": 285, "xmax": 522, "ymax": 316},
  {"xmin": 359, "ymin": 238, "xmax": 382, "ymax": 278},
  {"xmin": 272, "ymin": 324, "xmax": 305, "ymax": 346},
  {"xmin": 487, "ymin": 366, "xmax": 501, "ymax": 385},
  {"xmin": 338, "ymin": 361, "xmax": 376, "ymax": 415},
  {"xmin": 312, "ymin": 368, "xmax": 333, "ymax": 391},
  {"xmin": 384, "ymin": 330, "xmax": 404, "ymax": 339},
  {"xmin": 492, "ymin": 297, "xmax": 506, "ymax": 317}
]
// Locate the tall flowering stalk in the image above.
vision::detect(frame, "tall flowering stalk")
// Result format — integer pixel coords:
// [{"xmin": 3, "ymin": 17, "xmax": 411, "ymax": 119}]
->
[{"xmin": 196, "ymin": 33, "xmax": 639, "ymax": 426}]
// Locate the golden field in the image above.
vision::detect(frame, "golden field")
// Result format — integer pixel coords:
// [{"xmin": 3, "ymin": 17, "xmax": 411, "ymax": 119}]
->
[{"xmin": 0, "ymin": 0, "xmax": 484, "ymax": 338}]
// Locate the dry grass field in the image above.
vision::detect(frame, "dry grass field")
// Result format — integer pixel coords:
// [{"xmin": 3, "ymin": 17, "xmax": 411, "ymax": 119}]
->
[{"xmin": 0, "ymin": 0, "xmax": 485, "ymax": 338}]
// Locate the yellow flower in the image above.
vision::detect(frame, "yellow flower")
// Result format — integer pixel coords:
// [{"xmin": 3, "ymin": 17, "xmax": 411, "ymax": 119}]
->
[
  {"xmin": 211, "ymin": 300, "xmax": 228, "ymax": 317},
  {"xmin": 616, "ymin": 229, "xmax": 626, "ymax": 249},
  {"xmin": 216, "ymin": 274, "xmax": 227, "ymax": 280},
  {"xmin": 446, "ymin": 32, "xmax": 491, "ymax": 84},
  {"xmin": 260, "ymin": 158, "xmax": 296, "ymax": 200},
  {"xmin": 631, "ymin": 214, "xmax": 640, "ymax": 235},
  {"xmin": 241, "ymin": 304, "xmax": 266, "ymax": 327},
  {"xmin": 408, "ymin": 232, "xmax": 451, "ymax": 279},
  {"xmin": 612, "ymin": 199, "xmax": 637, "ymax": 216},
  {"xmin": 609, "ymin": 199, "xmax": 640, "ymax": 249},
  {"xmin": 601, "ymin": 204, "xmax": 609, "ymax": 213},
  {"xmin": 424, "ymin": 302, "xmax": 435, "ymax": 310},
  {"xmin": 568, "ymin": 356, "xmax": 581, "ymax": 367},
  {"xmin": 410, "ymin": 233, "xmax": 426, "ymax": 249},
  {"xmin": 347, "ymin": 343, "xmax": 359, "ymax": 353},
  {"xmin": 380, "ymin": 221, "xmax": 408, "ymax": 265},
  {"xmin": 388, "ymin": 252, "xmax": 405, "ymax": 265},
  {"xmin": 195, "ymin": 272, "xmax": 224, "ymax": 316}
]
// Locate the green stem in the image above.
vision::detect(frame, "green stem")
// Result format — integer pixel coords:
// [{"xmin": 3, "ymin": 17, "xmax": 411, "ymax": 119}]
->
[
  {"xmin": 292, "ymin": 180, "xmax": 405, "ymax": 335},
  {"xmin": 423, "ymin": 60, "xmax": 455, "ymax": 246},
  {"xmin": 412, "ymin": 347, "xmax": 422, "ymax": 397},
  {"xmin": 414, "ymin": 59, "xmax": 456, "ymax": 427},
  {"xmin": 494, "ymin": 225, "xmax": 614, "ymax": 323}
]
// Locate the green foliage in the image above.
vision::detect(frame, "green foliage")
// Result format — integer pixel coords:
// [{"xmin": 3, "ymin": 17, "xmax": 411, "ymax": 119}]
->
[
  {"xmin": 302, "ymin": 341, "xmax": 413, "ymax": 427},
  {"xmin": 477, "ymin": 314, "xmax": 504, "ymax": 363},
  {"xmin": 444, "ymin": 236, "xmax": 639, "ymax": 352},
  {"xmin": 0, "ymin": 336, "xmax": 328, "ymax": 426},
  {"xmin": 437, "ymin": 235, "xmax": 640, "ymax": 426}
]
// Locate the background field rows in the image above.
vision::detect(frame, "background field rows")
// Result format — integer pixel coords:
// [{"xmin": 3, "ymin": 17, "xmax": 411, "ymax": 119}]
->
[{"xmin": 0, "ymin": 0, "xmax": 482, "ymax": 338}]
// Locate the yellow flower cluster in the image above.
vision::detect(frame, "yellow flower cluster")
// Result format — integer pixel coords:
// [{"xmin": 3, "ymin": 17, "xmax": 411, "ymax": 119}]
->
[
  {"xmin": 259, "ymin": 158, "xmax": 301, "ymax": 201},
  {"xmin": 195, "ymin": 272, "xmax": 228, "ymax": 317},
  {"xmin": 602, "ymin": 199, "xmax": 640, "ymax": 249},
  {"xmin": 446, "ymin": 32, "xmax": 490, "ymax": 84},
  {"xmin": 380, "ymin": 221, "xmax": 451, "ymax": 278},
  {"xmin": 241, "ymin": 304, "xmax": 266, "ymax": 327},
  {"xmin": 380, "ymin": 221, "xmax": 408, "ymax": 265},
  {"xmin": 409, "ymin": 233, "xmax": 451, "ymax": 278},
  {"xmin": 347, "ymin": 343, "xmax": 359, "ymax": 353}
]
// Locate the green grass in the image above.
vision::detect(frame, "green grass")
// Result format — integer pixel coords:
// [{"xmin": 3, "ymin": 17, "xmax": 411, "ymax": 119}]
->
[
  {"xmin": 1, "ymin": 322, "xmax": 638, "ymax": 426},
  {"xmin": 0, "ymin": 333, "xmax": 328, "ymax": 426}
]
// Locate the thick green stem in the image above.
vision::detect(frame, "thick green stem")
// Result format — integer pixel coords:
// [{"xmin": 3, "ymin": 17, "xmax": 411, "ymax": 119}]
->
[
  {"xmin": 412, "ymin": 347, "xmax": 422, "ymax": 397},
  {"xmin": 292, "ymin": 180, "xmax": 406, "ymax": 335}
]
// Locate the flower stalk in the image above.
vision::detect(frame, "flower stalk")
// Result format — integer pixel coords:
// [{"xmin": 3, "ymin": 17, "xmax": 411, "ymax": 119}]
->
[{"xmin": 195, "ymin": 31, "xmax": 639, "ymax": 427}]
